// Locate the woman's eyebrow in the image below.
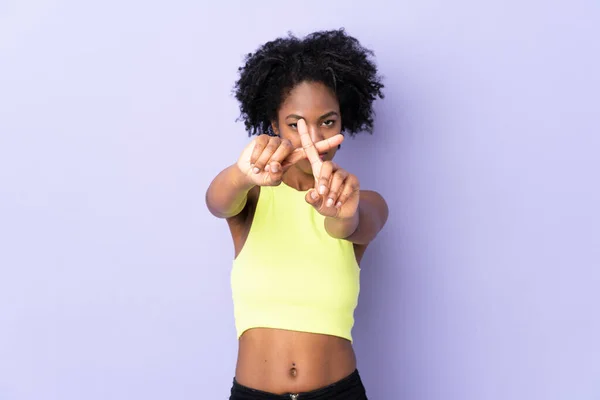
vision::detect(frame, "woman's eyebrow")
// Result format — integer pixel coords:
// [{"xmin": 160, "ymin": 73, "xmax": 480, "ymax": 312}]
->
[
  {"xmin": 319, "ymin": 111, "xmax": 339, "ymax": 120},
  {"xmin": 285, "ymin": 111, "xmax": 339, "ymax": 120}
]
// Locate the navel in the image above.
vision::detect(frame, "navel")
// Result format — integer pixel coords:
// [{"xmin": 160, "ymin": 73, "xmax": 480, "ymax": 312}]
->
[{"xmin": 289, "ymin": 362, "xmax": 297, "ymax": 378}]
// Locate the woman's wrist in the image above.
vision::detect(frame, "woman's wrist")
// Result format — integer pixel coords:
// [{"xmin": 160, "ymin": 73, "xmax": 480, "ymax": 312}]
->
[
  {"xmin": 324, "ymin": 209, "xmax": 360, "ymax": 239},
  {"xmin": 231, "ymin": 163, "xmax": 256, "ymax": 191}
]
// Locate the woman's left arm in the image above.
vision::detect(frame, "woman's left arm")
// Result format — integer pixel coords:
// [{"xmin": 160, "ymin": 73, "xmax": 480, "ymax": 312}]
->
[
  {"xmin": 324, "ymin": 190, "xmax": 389, "ymax": 245},
  {"xmin": 296, "ymin": 118, "xmax": 388, "ymax": 243}
]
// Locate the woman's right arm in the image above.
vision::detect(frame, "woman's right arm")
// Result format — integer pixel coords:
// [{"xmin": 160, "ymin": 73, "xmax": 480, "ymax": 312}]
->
[
  {"xmin": 205, "ymin": 164, "xmax": 256, "ymax": 219},
  {"xmin": 205, "ymin": 135, "xmax": 292, "ymax": 219}
]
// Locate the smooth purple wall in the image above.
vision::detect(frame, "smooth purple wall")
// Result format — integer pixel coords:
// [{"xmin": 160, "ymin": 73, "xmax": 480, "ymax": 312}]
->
[{"xmin": 1, "ymin": 1, "xmax": 599, "ymax": 399}]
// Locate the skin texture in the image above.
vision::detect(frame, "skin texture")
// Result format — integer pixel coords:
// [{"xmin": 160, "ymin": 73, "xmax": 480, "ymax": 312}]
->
[{"xmin": 205, "ymin": 81, "xmax": 388, "ymax": 394}]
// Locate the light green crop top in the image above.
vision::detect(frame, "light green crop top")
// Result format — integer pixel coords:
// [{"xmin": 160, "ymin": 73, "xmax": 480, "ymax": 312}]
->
[{"xmin": 230, "ymin": 182, "xmax": 361, "ymax": 342}]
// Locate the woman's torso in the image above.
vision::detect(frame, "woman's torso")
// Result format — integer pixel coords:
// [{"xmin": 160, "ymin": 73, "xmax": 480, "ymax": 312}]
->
[
  {"xmin": 234, "ymin": 328, "xmax": 356, "ymax": 393},
  {"xmin": 226, "ymin": 184, "xmax": 367, "ymax": 393}
]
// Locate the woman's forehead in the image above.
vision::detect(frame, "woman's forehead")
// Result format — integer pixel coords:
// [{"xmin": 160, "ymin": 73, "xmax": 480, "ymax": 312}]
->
[{"xmin": 280, "ymin": 81, "xmax": 339, "ymax": 114}]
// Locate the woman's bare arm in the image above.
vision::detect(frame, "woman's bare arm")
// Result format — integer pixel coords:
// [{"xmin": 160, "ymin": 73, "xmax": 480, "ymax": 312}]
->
[{"xmin": 205, "ymin": 164, "xmax": 255, "ymax": 219}]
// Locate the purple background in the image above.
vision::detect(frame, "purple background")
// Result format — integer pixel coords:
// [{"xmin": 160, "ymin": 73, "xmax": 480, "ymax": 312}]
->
[{"xmin": 1, "ymin": 1, "xmax": 599, "ymax": 399}]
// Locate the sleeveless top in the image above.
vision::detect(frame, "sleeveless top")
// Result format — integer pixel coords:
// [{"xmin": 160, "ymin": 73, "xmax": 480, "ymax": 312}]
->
[{"xmin": 230, "ymin": 182, "xmax": 361, "ymax": 342}]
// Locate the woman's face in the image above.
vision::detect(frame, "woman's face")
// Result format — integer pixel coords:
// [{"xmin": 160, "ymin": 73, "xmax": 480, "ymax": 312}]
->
[{"xmin": 272, "ymin": 81, "xmax": 342, "ymax": 175}]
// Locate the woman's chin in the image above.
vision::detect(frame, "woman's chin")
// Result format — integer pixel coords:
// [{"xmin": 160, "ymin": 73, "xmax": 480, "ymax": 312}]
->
[{"xmin": 295, "ymin": 160, "xmax": 313, "ymax": 175}]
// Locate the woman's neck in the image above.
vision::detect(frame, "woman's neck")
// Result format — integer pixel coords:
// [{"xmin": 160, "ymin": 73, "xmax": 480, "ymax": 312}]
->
[{"xmin": 282, "ymin": 167, "xmax": 315, "ymax": 192}]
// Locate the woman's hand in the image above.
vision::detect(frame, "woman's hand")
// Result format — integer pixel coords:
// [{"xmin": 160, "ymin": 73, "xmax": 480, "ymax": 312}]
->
[
  {"xmin": 297, "ymin": 119, "xmax": 360, "ymax": 219},
  {"xmin": 237, "ymin": 133, "xmax": 344, "ymax": 186}
]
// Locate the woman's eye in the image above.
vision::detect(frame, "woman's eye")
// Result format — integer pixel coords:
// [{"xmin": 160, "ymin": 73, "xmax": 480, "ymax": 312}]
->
[
  {"xmin": 288, "ymin": 123, "xmax": 297, "ymax": 129},
  {"xmin": 323, "ymin": 120, "xmax": 335, "ymax": 127}
]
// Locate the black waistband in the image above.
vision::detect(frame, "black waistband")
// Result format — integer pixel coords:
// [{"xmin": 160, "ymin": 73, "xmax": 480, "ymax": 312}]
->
[{"xmin": 230, "ymin": 369, "xmax": 365, "ymax": 399}]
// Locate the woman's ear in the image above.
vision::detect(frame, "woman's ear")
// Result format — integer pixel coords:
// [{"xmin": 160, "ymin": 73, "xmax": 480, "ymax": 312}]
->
[{"xmin": 270, "ymin": 121, "xmax": 280, "ymax": 137}]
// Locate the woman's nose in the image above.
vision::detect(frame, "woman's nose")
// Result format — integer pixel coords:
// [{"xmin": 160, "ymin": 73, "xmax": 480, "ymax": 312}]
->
[{"xmin": 308, "ymin": 125, "xmax": 324, "ymax": 142}]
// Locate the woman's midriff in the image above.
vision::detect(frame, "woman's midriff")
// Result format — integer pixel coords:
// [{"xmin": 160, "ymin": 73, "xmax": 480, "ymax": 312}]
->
[{"xmin": 234, "ymin": 328, "xmax": 357, "ymax": 394}]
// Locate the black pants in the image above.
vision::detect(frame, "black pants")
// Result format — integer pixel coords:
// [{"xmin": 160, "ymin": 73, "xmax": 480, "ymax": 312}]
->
[{"xmin": 229, "ymin": 370, "xmax": 368, "ymax": 399}]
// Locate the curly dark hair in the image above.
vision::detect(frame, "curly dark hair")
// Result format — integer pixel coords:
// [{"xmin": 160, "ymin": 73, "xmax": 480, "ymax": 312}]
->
[{"xmin": 234, "ymin": 29, "xmax": 384, "ymax": 137}]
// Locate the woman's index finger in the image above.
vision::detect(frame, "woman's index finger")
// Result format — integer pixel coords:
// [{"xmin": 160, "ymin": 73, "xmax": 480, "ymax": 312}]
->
[{"xmin": 297, "ymin": 119, "xmax": 322, "ymax": 176}]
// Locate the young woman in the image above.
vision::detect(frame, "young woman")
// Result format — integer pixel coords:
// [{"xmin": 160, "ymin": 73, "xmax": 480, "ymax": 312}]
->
[{"xmin": 206, "ymin": 29, "xmax": 388, "ymax": 400}]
